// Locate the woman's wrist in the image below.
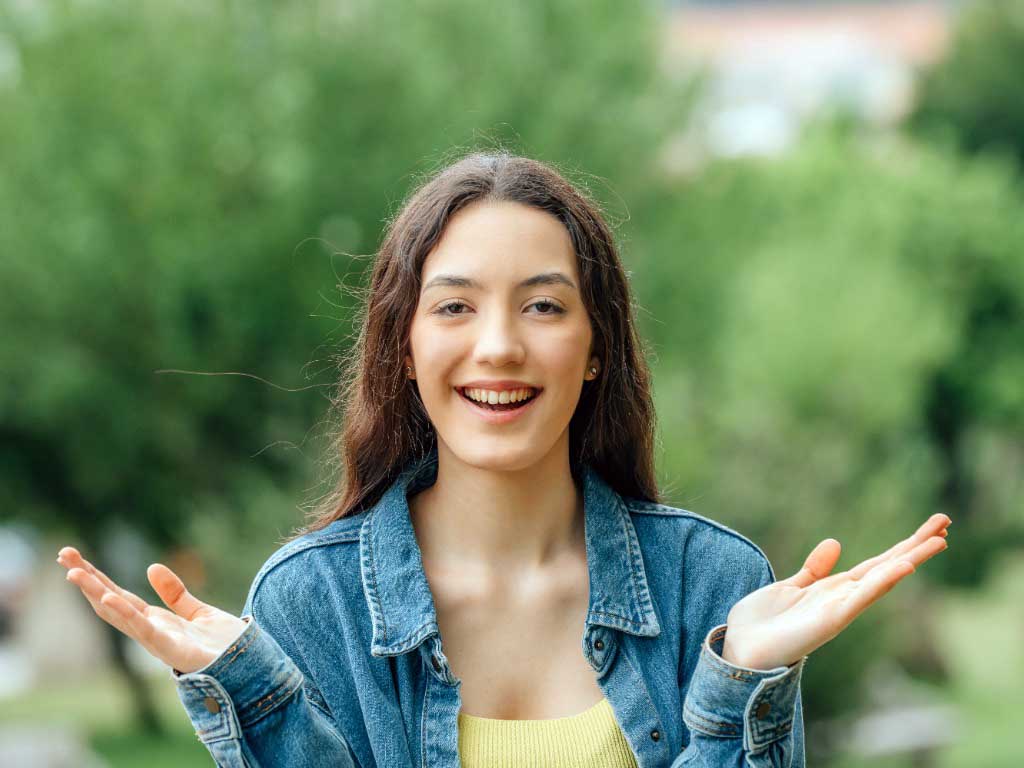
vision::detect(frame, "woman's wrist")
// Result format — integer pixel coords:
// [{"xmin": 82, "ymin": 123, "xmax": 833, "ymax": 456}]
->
[{"xmin": 721, "ymin": 630, "xmax": 795, "ymax": 671}]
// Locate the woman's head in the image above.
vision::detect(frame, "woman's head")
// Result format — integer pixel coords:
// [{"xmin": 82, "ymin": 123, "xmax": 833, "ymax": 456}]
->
[
  {"xmin": 299, "ymin": 151, "xmax": 660, "ymax": 535},
  {"xmin": 406, "ymin": 198, "xmax": 599, "ymax": 475}
]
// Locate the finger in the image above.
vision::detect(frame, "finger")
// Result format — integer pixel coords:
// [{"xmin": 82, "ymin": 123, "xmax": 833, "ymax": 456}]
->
[
  {"xmin": 897, "ymin": 535, "xmax": 948, "ymax": 570},
  {"xmin": 840, "ymin": 557, "xmax": 917, "ymax": 620},
  {"xmin": 778, "ymin": 538, "xmax": 842, "ymax": 588},
  {"xmin": 66, "ymin": 568, "xmax": 145, "ymax": 641},
  {"xmin": 147, "ymin": 563, "xmax": 208, "ymax": 620},
  {"xmin": 840, "ymin": 536, "xmax": 949, "ymax": 621},
  {"xmin": 98, "ymin": 590, "xmax": 184, "ymax": 668},
  {"xmin": 847, "ymin": 514, "xmax": 950, "ymax": 581},
  {"xmin": 864, "ymin": 514, "xmax": 950, "ymax": 568},
  {"xmin": 57, "ymin": 548, "xmax": 149, "ymax": 613},
  {"xmin": 848, "ymin": 533, "xmax": 948, "ymax": 586},
  {"xmin": 70, "ymin": 570, "xmax": 185, "ymax": 669}
]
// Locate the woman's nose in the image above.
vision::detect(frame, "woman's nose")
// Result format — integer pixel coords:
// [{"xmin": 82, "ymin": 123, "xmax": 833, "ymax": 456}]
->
[{"xmin": 472, "ymin": 313, "xmax": 525, "ymax": 367}]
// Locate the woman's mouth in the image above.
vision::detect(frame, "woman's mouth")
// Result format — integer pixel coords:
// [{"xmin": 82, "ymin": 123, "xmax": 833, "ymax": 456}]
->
[{"xmin": 455, "ymin": 386, "xmax": 543, "ymax": 424}]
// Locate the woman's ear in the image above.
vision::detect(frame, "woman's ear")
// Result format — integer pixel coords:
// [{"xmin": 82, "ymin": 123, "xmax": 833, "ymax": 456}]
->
[
  {"xmin": 585, "ymin": 357, "xmax": 600, "ymax": 380},
  {"xmin": 405, "ymin": 355, "xmax": 415, "ymax": 380}
]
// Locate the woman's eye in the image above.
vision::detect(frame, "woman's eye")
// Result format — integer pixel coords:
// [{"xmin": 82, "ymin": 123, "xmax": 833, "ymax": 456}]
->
[
  {"xmin": 434, "ymin": 301, "xmax": 469, "ymax": 316},
  {"xmin": 432, "ymin": 300, "xmax": 565, "ymax": 317},
  {"xmin": 529, "ymin": 300, "xmax": 565, "ymax": 315}
]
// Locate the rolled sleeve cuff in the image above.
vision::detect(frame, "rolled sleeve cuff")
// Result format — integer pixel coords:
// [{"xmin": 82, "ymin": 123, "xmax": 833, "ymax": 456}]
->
[
  {"xmin": 171, "ymin": 616, "xmax": 304, "ymax": 743},
  {"xmin": 683, "ymin": 624, "xmax": 805, "ymax": 753}
]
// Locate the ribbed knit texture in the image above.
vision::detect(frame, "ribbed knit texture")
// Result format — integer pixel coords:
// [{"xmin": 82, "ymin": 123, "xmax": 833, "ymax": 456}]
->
[{"xmin": 457, "ymin": 696, "xmax": 638, "ymax": 767}]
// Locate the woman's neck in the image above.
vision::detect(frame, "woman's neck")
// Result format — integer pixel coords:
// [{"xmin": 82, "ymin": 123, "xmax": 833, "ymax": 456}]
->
[{"xmin": 408, "ymin": 442, "xmax": 585, "ymax": 583}]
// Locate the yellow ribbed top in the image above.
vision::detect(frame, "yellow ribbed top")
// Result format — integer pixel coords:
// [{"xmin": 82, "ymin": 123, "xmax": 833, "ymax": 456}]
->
[{"xmin": 457, "ymin": 696, "xmax": 638, "ymax": 767}]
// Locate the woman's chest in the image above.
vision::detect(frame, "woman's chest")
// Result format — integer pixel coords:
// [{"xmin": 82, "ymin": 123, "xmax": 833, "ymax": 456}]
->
[{"xmin": 428, "ymin": 563, "xmax": 605, "ymax": 720}]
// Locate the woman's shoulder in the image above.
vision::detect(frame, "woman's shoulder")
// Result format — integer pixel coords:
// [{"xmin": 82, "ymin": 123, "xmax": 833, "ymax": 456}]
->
[
  {"xmin": 623, "ymin": 497, "xmax": 776, "ymax": 582},
  {"xmin": 245, "ymin": 511, "xmax": 371, "ymax": 606}
]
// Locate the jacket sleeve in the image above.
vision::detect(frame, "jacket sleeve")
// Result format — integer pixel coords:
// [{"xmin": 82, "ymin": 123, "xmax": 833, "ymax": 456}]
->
[
  {"xmin": 171, "ymin": 587, "xmax": 358, "ymax": 768},
  {"xmin": 671, "ymin": 557, "xmax": 807, "ymax": 768}
]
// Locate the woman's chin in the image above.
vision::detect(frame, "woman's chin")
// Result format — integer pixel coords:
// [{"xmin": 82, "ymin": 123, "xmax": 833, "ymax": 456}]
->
[{"xmin": 442, "ymin": 439, "xmax": 552, "ymax": 474}]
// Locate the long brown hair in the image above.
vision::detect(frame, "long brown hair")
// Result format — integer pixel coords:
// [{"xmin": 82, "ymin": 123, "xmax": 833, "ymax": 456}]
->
[{"xmin": 294, "ymin": 150, "xmax": 660, "ymax": 538}]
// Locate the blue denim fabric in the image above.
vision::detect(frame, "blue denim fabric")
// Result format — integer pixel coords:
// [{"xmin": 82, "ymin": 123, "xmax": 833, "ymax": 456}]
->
[{"xmin": 173, "ymin": 447, "xmax": 805, "ymax": 767}]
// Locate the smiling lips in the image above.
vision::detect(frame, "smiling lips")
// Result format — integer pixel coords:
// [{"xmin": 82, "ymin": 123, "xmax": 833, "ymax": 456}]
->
[
  {"xmin": 460, "ymin": 386, "xmax": 538, "ymax": 406},
  {"xmin": 455, "ymin": 385, "xmax": 542, "ymax": 424}
]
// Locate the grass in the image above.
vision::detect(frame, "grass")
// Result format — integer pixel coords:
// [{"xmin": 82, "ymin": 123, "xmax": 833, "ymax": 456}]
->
[
  {"xmin": 0, "ymin": 669, "xmax": 211, "ymax": 767},
  {"xmin": 90, "ymin": 726, "xmax": 209, "ymax": 768}
]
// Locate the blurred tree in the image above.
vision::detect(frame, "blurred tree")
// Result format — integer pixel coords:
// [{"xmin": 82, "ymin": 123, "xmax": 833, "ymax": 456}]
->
[
  {"xmin": 0, "ymin": 0, "xmax": 692, "ymax": 733},
  {"xmin": 908, "ymin": 0, "xmax": 1024, "ymax": 593},
  {"xmin": 4, "ymin": 0, "xmax": 1021, "ymax": 750},
  {"xmin": 910, "ymin": 0, "xmax": 1024, "ymax": 169},
  {"xmin": 626, "ymin": 124, "xmax": 1024, "ymax": 720}
]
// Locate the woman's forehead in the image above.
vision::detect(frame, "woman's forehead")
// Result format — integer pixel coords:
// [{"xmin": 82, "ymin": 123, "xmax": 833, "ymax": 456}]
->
[{"xmin": 422, "ymin": 202, "xmax": 578, "ymax": 286}]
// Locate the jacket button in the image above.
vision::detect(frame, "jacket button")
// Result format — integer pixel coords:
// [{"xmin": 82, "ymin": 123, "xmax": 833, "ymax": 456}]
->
[
  {"xmin": 650, "ymin": 729, "xmax": 660, "ymax": 741},
  {"xmin": 594, "ymin": 639, "xmax": 604, "ymax": 651},
  {"xmin": 203, "ymin": 696, "xmax": 221, "ymax": 714},
  {"xmin": 755, "ymin": 701, "xmax": 771, "ymax": 719},
  {"xmin": 431, "ymin": 656, "xmax": 442, "ymax": 672}
]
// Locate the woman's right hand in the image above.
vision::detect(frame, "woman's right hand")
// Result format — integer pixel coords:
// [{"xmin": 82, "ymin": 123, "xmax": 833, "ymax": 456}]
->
[{"xmin": 57, "ymin": 546, "xmax": 248, "ymax": 675}]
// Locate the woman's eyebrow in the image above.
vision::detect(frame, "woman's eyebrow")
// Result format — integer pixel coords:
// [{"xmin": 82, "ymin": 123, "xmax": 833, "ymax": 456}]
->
[{"xmin": 421, "ymin": 272, "xmax": 577, "ymax": 292}]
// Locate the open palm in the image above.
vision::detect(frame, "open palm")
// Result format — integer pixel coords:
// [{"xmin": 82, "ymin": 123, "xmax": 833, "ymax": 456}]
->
[
  {"xmin": 57, "ymin": 547, "xmax": 247, "ymax": 675},
  {"xmin": 722, "ymin": 514, "xmax": 951, "ymax": 670}
]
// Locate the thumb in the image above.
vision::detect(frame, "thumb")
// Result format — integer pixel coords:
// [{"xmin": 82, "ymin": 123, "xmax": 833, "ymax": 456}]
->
[
  {"xmin": 147, "ymin": 563, "xmax": 208, "ymax": 620},
  {"xmin": 779, "ymin": 538, "xmax": 842, "ymax": 588}
]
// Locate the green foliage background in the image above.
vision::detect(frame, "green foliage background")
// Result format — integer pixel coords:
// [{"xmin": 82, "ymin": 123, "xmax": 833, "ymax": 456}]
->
[{"xmin": 1, "ymin": 0, "xmax": 1021, "ymax": 765}]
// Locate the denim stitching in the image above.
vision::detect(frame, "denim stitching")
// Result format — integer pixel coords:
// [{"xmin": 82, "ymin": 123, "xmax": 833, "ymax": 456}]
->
[
  {"xmin": 246, "ymin": 528, "xmax": 361, "ymax": 615},
  {"xmin": 684, "ymin": 705, "xmax": 741, "ymax": 736},
  {"xmin": 218, "ymin": 620, "xmax": 260, "ymax": 667},
  {"xmin": 366, "ymin": 516, "xmax": 387, "ymax": 645},
  {"xmin": 589, "ymin": 608, "xmax": 646, "ymax": 632},
  {"xmin": 749, "ymin": 716, "xmax": 792, "ymax": 749},
  {"xmin": 240, "ymin": 670, "xmax": 304, "ymax": 728},
  {"xmin": 252, "ymin": 668, "xmax": 303, "ymax": 714},
  {"xmin": 627, "ymin": 500, "xmax": 776, "ymax": 580},
  {"xmin": 617, "ymin": 493, "xmax": 656, "ymax": 626},
  {"xmin": 420, "ymin": 669, "xmax": 431, "ymax": 768}
]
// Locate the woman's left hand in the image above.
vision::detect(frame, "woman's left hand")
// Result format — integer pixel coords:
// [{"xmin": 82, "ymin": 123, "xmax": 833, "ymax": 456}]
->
[{"xmin": 721, "ymin": 513, "xmax": 951, "ymax": 670}]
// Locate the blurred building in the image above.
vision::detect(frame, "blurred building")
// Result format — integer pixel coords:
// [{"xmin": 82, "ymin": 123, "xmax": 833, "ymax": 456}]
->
[
  {"xmin": 661, "ymin": 1, "xmax": 955, "ymax": 170},
  {"xmin": 0, "ymin": 525, "xmax": 111, "ymax": 701}
]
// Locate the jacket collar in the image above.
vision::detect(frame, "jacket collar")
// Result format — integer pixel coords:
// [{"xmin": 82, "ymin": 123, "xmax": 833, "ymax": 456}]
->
[{"xmin": 360, "ymin": 447, "xmax": 661, "ymax": 657}]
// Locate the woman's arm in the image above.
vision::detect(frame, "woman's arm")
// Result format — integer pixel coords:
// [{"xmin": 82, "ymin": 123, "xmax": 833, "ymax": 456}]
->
[
  {"xmin": 675, "ymin": 627, "xmax": 806, "ymax": 767},
  {"xmin": 671, "ymin": 512, "xmax": 950, "ymax": 767},
  {"xmin": 172, "ymin": 614, "xmax": 356, "ymax": 768},
  {"xmin": 673, "ymin": 562, "xmax": 806, "ymax": 767},
  {"xmin": 57, "ymin": 548, "xmax": 357, "ymax": 768}
]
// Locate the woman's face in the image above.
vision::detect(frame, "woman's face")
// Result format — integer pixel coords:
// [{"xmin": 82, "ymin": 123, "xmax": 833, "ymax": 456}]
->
[{"xmin": 407, "ymin": 200, "xmax": 599, "ymax": 472}]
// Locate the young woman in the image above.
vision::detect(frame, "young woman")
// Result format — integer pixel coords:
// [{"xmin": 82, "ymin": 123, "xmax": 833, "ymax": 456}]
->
[{"xmin": 58, "ymin": 152, "xmax": 950, "ymax": 768}]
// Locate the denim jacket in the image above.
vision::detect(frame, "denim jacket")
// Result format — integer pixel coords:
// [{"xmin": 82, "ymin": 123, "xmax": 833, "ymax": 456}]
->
[{"xmin": 173, "ymin": 448, "xmax": 805, "ymax": 767}]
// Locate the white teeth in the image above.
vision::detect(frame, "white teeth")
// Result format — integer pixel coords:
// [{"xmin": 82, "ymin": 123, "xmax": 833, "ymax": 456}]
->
[{"xmin": 462, "ymin": 387, "xmax": 537, "ymax": 405}]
